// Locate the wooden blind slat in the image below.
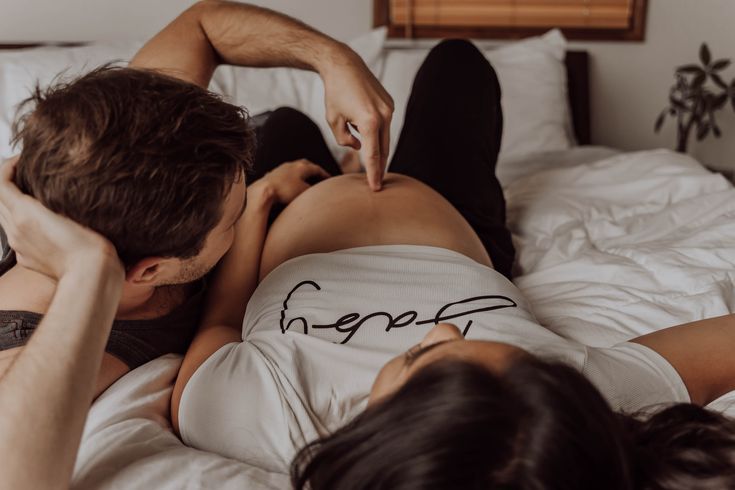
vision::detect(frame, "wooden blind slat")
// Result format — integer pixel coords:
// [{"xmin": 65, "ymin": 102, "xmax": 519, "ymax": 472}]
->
[
  {"xmin": 392, "ymin": 0, "xmax": 631, "ymax": 6},
  {"xmin": 390, "ymin": 0, "xmax": 633, "ymax": 29}
]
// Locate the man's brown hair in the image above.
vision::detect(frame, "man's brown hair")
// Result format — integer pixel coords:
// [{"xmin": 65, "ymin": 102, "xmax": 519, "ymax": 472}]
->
[{"xmin": 12, "ymin": 65, "xmax": 254, "ymax": 266}]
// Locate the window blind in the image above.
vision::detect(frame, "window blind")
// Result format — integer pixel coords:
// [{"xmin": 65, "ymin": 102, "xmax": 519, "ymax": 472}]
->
[{"xmin": 390, "ymin": 0, "xmax": 634, "ymax": 30}]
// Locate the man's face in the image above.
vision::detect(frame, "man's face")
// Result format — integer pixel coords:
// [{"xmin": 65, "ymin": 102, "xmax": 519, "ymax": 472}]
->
[{"xmin": 160, "ymin": 176, "xmax": 247, "ymax": 285}]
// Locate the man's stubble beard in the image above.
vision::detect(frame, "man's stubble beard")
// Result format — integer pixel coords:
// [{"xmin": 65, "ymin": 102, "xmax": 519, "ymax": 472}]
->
[{"xmin": 156, "ymin": 256, "xmax": 215, "ymax": 287}]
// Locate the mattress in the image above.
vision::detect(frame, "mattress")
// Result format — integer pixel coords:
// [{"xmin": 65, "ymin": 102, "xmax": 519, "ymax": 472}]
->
[{"xmin": 72, "ymin": 146, "xmax": 735, "ymax": 489}]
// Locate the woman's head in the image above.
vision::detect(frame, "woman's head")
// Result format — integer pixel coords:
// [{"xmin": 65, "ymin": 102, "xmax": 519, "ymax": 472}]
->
[
  {"xmin": 368, "ymin": 323, "xmax": 528, "ymax": 405},
  {"xmin": 292, "ymin": 324, "xmax": 735, "ymax": 490},
  {"xmin": 292, "ymin": 338, "xmax": 634, "ymax": 489}
]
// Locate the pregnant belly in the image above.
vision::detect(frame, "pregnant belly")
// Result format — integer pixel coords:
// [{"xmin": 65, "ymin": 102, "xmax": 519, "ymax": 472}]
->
[{"xmin": 259, "ymin": 173, "xmax": 492, "ymax": 280}]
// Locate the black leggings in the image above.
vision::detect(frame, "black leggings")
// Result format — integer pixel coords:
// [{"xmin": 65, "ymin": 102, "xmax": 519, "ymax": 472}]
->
[{"xmin": 249, "ymin": 39, "xmax": 515, "ymax": 279}]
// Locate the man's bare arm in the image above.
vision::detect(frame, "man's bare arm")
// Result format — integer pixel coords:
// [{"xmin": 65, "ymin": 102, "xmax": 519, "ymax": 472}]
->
[
  {"xmin": 131, "ymin": 0, "xmax": 339, "ymax": 87},
  {"xmin": 131, "ymin": 0, "xmax": 393, "ymax": 191},
  {"xmin": 632, "ymin": 314, "xmax": 735, "ymax": 406},
  {"xmin": 0, "ymin": 159, "xmax": 125, "ymax": 489}
]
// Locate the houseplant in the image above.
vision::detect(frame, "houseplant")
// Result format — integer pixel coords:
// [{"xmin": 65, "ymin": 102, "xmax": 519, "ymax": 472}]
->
[{"xmin": 655, "ymin": 43, "xmax": 735, "ymax": 152}]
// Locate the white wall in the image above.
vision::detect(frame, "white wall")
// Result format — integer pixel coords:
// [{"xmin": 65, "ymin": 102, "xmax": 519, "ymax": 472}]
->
[
  {"xmin": 0, "ymin": 0, "xmax": 370, "ymax": 44},
  {"xmin": 1, "ymin": 0, "xmax": 734, "ymax": 169},
  {"xmin": 569, "ymin": 0, "xmax": 735, "ymax": 170},
  {"xmin": 0, "ymin": 0, "xmax": 197, "ymax": 42}
]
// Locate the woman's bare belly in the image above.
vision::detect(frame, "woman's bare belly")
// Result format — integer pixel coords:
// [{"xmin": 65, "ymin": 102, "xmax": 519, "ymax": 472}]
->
[{"xmin": 259, "ymin": 173, "xmax": 493, "ymax": 280}]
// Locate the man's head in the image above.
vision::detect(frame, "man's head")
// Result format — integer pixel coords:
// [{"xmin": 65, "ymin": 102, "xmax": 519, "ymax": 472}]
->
[{"xmin": 12, "ymin": 65, "xmax": 254, "ymax": 286}]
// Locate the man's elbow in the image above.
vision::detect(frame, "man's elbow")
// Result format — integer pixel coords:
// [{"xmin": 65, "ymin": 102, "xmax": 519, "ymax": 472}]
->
[{"xmin": 189, "ymin": 0, "xmax": 229, "ymax": 17}]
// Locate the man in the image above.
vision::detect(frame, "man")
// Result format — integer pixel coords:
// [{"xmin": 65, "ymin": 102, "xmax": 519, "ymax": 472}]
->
[{"xmin": 0, "ymin": 0, "xmax": 393, "ymax": 397}]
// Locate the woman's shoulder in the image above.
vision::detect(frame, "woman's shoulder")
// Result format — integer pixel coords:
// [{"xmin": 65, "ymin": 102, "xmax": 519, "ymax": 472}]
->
[
  {"xmin": 583, "ymin": 342, "xmax": 691, "ymax": 413},
  {"xmin": 178, "ymin": 341, "xmax": 294, "ymax": 468},
  {"xmin": 178, "ymin": 336, "xmax": 367, "ymax": 470}
]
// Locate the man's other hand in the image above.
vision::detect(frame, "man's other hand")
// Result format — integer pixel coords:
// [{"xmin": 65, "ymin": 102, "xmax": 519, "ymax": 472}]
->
[
  {"xmin": 0, "ymin": 157, "xmax": 122, "ymax": 281},
  {"xmin": 255, "ymin": 159, "xmax": 330, "ymax": 206}
]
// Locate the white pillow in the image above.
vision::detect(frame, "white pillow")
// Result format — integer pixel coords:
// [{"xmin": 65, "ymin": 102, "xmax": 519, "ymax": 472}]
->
[{"xmin": 380, "ymin": 29, "xmax": 573, "ymax": 165}]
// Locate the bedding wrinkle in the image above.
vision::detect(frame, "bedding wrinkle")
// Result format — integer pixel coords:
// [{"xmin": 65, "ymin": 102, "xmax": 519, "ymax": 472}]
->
[{"xmin": 511, "ymin": 150, "xmax": 735, "ymax": 356}]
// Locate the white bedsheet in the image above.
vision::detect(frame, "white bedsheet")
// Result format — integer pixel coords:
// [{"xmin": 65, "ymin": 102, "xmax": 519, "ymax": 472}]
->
[{"xmin": 73, "ymin": 147, "xmax": 735, "ymax": 489}]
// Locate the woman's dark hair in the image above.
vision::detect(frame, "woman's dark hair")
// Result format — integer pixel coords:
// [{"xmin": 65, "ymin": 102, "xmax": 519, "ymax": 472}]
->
[{"xmin": 291, "ymin": 358, "xmax": 735, "ymax": 490}]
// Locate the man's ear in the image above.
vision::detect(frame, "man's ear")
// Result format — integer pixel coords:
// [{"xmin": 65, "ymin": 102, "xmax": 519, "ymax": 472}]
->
[{"xmin": 125, "ymin": 257, "xmax": 179, "ymax": 285}]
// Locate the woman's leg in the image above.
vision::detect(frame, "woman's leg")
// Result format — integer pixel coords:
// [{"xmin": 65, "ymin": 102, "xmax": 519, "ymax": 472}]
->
[
  {"xmin": 389, "ymin": 39, "xmax": 515, "ymax": 279},
  {"xmin": 249, "ymin": 107, "xmax": 342, "ymax": 222}
]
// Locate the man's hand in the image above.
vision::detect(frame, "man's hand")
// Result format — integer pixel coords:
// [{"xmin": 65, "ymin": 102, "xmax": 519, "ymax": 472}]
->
[
  {"xmin": 0, "ymin": 157, "xmax": 123, "ymax": 281},
  {"xmin": 321, "ymin": 49, "xmax": 394, "ymax": 192},
  {"xmin": 252, "ymin": 159, "xmax": 330, "ymax": 206},
  {"xmin": 131, "ymin": 1, "xmax": 394, "ymax": 192}
]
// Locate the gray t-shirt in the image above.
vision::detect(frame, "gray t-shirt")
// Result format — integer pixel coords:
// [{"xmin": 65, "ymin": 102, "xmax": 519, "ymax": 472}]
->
[
  {"xmin": 0, "ymin": 224, "xmax": 206, "ymax": 368},
  {"xmin": 179, "ymin": 245, "xmax": 689, "ymax": 472}
]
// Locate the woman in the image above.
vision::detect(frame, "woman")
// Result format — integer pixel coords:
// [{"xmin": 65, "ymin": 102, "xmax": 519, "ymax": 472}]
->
[{"xmin": 174, "ymin": 40, "xmax": 735, "ymax": 490}]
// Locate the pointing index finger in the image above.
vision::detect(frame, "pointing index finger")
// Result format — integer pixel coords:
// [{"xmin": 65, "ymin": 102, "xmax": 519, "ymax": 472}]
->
[
  {"xmin": 380, "ymin": 115, "xmax": 391, "ymax": 181},
  {"xmin": 360, "ymin": 120, "xmax": 383, "ymax": 192}
]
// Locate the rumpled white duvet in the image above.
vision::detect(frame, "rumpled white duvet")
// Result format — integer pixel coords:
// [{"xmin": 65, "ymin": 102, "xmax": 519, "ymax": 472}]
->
[{"xmin": 72, "ymin": 147, "xmax": 735, "ymax": 489}]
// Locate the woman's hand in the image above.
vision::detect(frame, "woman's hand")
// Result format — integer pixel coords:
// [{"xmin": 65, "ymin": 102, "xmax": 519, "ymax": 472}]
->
[
  {"xmin": 321, "ymin": 48, "xmax": 394, "ymax": 192},
  {"xmin": 252, "ymin": 159, "xmax": 330, "ymax": 206},
  {"xmin": 0, "ymin": 157, "xmax": 123, "ymax": 281}
]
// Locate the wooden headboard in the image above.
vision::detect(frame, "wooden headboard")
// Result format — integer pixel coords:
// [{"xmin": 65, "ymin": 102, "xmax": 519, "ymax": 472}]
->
[{"xmin": 0, "ymin": 43, "xmax": 592, "ymax": 145}]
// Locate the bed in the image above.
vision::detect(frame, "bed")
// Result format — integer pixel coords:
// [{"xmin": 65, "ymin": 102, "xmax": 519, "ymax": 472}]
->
[{"xmin": 2, "ymin": 29, "xmax": 735, "ymax": 490}]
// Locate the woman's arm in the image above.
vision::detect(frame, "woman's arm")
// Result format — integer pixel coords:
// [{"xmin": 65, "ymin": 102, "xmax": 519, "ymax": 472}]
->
[
  {"xmin": 170, "ymin": 179, "xmax": 273, "ymax": 433},
  {"xmin": 0, "ymin": 159, "xmax": 125, "ymax": 489},
  {"xmin": 130, "ymin": 0, "xmax": 393, "ymax": 191},
  {"xmin": 171, "ymin": 160, "xmax": 328, "ymax": 434},
  {"xmin": 632, "ymin": 314, "xmax": 735, "ymax": 406}
]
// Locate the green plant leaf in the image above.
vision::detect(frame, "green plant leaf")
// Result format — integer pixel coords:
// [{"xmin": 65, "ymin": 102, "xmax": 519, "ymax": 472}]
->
[
  {"xmin": 655, "ymin": 111, "xmax": 667, "ymax": 132},
  {"xmin": 693, "ymin": 72, "xmax": 707, "ymax": 88},
  {"xmin": 697, "ymin": 123, "xmax": 710, "ymax": 140},
  {"xmin": 708, "ymin": 108, "xmax": 721, "ymax": 137},
  {"xmin": 670, "ymin": 95, "xmax": 688, "ymax": 111},
  {"xmin": 714, "ymin": 92, "xmax": 729, "ymax": 109},
  {"xmin": 712, "ymin": 59, "xmax": 731, "ymax": 71},
  {"xmin": 700, "ymin": 43, "xmax": 712, "ymax": 66},
  {"xmin": 703, "ymin": 92, "xmax": 717, "ymax": 111},
  {"xmin": 711, "ymin": 72, "xmax": 729, "ymax": 89},
  {"xmin": 677, "ymin": 64, "xmax": 705, "ymax": 75},
  {"xmin": 692, "ymin": 100, "xmax": 704, "ymax": 123}
]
